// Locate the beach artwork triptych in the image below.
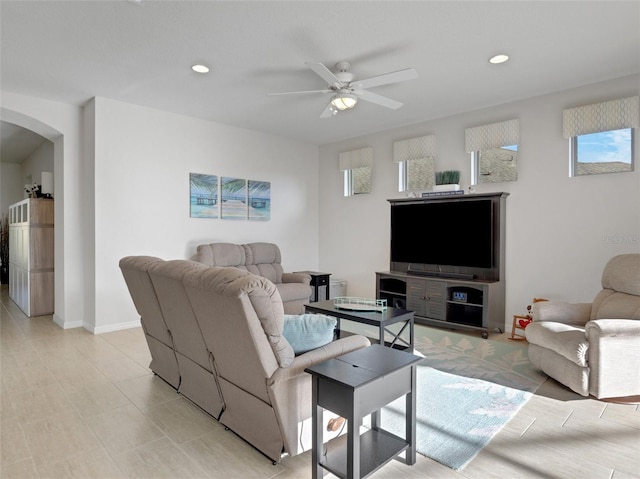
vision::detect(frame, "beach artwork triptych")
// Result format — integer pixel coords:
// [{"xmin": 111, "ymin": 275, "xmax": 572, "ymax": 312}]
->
[{"xmin": 189, "ymin": 173, "xmax": 271, "ymax": 221}]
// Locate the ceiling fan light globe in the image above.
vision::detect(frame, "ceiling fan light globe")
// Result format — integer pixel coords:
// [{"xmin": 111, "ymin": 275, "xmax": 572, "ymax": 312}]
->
[{"xmin": 331, "ymin": 93, "xmax": 357, "ymax": 110}]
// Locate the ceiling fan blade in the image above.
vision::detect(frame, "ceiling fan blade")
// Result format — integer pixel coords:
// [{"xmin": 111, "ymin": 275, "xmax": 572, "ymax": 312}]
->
[
  {"xmin": 354, "ymin": 90, "xmax": 404, "ymax": 110},
  {"xmin": 320, "ymin": 103, "xmax": 335, "ymax": 119},
  {"xmin": 268, "ymin": 89, "xmax": 332, "ymax": 96},
  {"xmin": 355, "ymin": 67, "xmax": 418, "ymax": 90},
  {"xmin": 306, "ymin": 62, "xmax": 343, "ymax": 88}
]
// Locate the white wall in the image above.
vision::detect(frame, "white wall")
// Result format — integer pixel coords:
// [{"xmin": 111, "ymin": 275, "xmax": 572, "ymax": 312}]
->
[
  {"xmin": 1, "ymin": 140, "xmax": 54, "ymax": 215},
  {"xmin": 318, "ymin": 75, "xmax": 640, "ymax": 331},
  {"xmin": 21, "ymin": 140, "xmax": 54, "ymax": 191},
  {"xmin": 90, "ymin": 97, "xmax": 320, "ymax": 332},
  {"xmin": 0, "ymin": 163, "xmax": 24, "ymax": 214}
]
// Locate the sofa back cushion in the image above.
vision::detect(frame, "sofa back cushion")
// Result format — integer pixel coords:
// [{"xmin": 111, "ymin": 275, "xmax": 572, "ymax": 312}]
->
[
  {"xmin": 243, "ymin": 243, "xmax": 284, "ymax": 284},
  {"xmin": 195, "ymin": 242, "xmax": 285, "ymax": 284},
  {"xmin": 195, "ymin": 243, "xmax": 246, "ymax": 268}
]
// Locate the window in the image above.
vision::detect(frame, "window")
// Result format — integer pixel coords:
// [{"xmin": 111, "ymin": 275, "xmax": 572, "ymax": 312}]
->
[
  {"xmin": 570, "ymin": 128, "xmax": 633, "ymax": 176},
  {"xmin": 393, "ymin": 135, "xmax": 437, "ymax": 192},
  {"xmin": 563, "ymin": 96, "xmax": 638, "ymax": 177},
  {"xmin": 343, "ymin": 166, "xmax": 372, "ymax": 196},
  {"xmin": 339, "ymin": 147, "xmax": 372, "ymax": 197},
  {"xmin": 398, "ymin": 157, "xmax": 435, "ymax": 192},
  {"xmin": 466, "ymin": 119, "xmax": 520, "ymax": 185},
  {"xmin": 471, "ymin": 145, "xmax": 518, "ymax": 184}
]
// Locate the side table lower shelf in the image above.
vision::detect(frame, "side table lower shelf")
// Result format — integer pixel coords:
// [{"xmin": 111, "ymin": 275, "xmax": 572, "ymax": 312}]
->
[{"xmin": 320, "ymin": 429, "xmax": 409, "ymax": 479}]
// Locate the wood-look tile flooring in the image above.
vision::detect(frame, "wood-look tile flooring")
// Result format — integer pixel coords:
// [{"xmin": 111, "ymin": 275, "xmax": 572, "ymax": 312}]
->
[{"xmin": 1, "ymin": 285, "xmax": 639, "ymax": 478}]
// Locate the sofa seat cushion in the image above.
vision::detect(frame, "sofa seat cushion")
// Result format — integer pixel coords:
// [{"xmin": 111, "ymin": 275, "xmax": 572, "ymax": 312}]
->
[
  {"xmin": 526, "ymin": 322, "xmax": 589, "ymax": 367},
  {"xmin": 283, "ymin": 314, "xmax": 337, "ymax": 355}
]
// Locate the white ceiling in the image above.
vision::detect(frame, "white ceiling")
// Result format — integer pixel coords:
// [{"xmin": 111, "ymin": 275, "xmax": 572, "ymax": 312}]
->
[{"xmin": 1, "ymin": 0, "xmax": 639, "ymax": 156}]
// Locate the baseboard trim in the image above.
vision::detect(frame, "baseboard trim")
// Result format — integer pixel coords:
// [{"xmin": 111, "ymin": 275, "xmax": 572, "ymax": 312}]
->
[{"xmin": 90, "ymin": 319, "xmax": 142, "ymax": 335}]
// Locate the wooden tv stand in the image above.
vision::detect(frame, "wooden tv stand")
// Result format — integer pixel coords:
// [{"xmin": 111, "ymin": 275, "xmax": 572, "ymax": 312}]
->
[{"xmin": 376, "ymin": 271, "xmax": 505, "ymax": 338}]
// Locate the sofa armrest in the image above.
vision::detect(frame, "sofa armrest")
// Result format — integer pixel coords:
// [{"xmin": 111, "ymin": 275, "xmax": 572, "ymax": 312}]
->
[
  {"xmin": 281, "ymin": 272, "xmax": 311, "ymax": 286},
  {"xmin": 268, "ymin": 335, "xmax": 370, "ymax": 385},
  {"xmin": 585, "ymin": 319, "xmax": 640, "ymax": 399},
  {"xmin": 532, "ymin": 301, "xmax": 592, "ymax": 326}
]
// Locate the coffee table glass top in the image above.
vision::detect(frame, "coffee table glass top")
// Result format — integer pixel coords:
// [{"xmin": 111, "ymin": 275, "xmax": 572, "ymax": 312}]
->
[{"xmin": 305, "ymin": 299, "xmax": 413, "ymax": 326}]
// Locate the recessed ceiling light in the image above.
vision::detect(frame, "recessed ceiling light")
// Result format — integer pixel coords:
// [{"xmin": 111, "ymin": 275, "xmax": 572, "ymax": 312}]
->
[
  {"xmin": 489, "ymin": 54, "xmax": 509, "ymax": 64},
  {"xmin": 191, "ymin": 64, "xmax": 210, "ymax": 74}
]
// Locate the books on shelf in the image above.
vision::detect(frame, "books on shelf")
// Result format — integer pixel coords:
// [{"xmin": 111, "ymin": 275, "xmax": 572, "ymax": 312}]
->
[{"xmin": 421, "ymin": 190, "xmax": 465, "ymax": 198}]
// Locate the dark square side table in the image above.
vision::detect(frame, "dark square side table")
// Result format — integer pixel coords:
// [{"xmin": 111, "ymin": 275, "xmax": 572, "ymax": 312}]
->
[
  {"xmin": 295, "ymin": 271, "xmax": 331, "ymax": 302},
  {"xmin": 305, "ymin": 344, "xmax": 422, "ymax": 479}
]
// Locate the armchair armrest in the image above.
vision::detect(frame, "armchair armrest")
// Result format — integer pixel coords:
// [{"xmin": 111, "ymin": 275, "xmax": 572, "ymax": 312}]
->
[
  {"xmin": 586, "ymin": 318, "xmax": 640, "ymax": 337},
  {"xmin": 282, "ymin": 272, "xmax": 311, "ymax": 285},
  {"xmin": 532, "ymin": 301, "xmax": 592, "ymax": 326},
  {"xmin": 268, "ymin": 335, "xmax": 370, "ymax": 384},
  {"xmin": 585, "ymin": 319, "xmax": 640, "ymax": 399}
]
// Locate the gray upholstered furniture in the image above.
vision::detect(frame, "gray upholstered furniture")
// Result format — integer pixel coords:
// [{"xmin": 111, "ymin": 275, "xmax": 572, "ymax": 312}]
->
[
  {"xmin": 194, "ymin": 242, "xmax": 312, "ymax": 314},
  {"xmin": 120, "ymin": 256, "xmax": 224, "ymax": 417},
  {"xmin": 119, "ymin": 256, "xmax": 370, "ymax": 463},
  {"xmin": 526, "ymin": 253, "xmax": 640, "ymax": 399},
  {"xmin": 119, "ymin": 256, "xmax": 181, "ymax": 389}
]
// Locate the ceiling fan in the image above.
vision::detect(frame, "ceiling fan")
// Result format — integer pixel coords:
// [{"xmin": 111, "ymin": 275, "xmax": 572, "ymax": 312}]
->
[{"xmin": 268, "ymin": 61, "xmax": 418, "ymax": 118}]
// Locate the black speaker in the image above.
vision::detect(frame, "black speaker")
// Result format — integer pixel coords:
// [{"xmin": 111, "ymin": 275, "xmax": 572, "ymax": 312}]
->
[{"xmin": 392, "ymin": 298, "xmax": 406, "ymax": 309}]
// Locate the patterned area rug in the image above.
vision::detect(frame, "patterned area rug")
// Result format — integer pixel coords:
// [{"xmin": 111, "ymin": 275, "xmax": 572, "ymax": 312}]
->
[{"xmin": 346, "ymin": 323, "xmax": 547, "ymax": 471}]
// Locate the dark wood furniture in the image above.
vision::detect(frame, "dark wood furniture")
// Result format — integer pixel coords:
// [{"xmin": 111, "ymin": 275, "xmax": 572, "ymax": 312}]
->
[
  {"xmin": 305, "ymin": 344, "xmax": 422, "ymax": 479},
  {"xmin": 382, "ymin": 192, "xmax": 508, "ymax": 338},
  {"xmin": 376, "ymin": 272, "xmax": 504, "ymax": 339},
  {"xmin": 305, "ymin": 299, "xmax": 414, "ymax": 351},
  {"xmin": 296, "ymin": 271, "xmax": 331, "ymax": 302}
]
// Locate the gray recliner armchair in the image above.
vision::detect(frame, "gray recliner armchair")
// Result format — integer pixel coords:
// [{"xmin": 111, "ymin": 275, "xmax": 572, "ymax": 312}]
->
[{"xmin": 526, "ymin": 253, "xmax": 640, "ymax": 399}]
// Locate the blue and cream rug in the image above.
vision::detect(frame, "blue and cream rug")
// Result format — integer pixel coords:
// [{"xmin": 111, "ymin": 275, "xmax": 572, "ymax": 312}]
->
[{"xmin": 346, "ymin": 323, "xmax": 547, "ymax": 470}]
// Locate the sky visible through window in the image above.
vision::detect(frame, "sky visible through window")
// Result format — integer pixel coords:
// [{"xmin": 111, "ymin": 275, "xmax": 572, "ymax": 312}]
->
[{"xmin": 577, "ymin": 128, "xmax": 631, "ymax": 163}]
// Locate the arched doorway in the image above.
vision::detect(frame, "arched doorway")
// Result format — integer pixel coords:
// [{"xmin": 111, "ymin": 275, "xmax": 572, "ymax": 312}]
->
[{"xmin": 1, "ymin": 107, "xmax": 64, "ymax": 326}]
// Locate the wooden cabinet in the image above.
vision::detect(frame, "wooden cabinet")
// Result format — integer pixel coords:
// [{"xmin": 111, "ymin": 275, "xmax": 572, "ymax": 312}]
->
[
  {"xmin": 406, "ymin": 277, "xmax": 446, "ymax": 320},
  {"xmin": 8, "ymin": 199, "xmax": 54, "ymax": 317},
  {"xmin": 377, "ymin": 271, "xmax": 504, "ymax": 338}
]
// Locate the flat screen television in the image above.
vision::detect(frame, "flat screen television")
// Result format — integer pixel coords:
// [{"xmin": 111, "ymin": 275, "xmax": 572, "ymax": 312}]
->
[{"xmin": 390, "ymin": 197, "xmax": 495, "ymax": 276}]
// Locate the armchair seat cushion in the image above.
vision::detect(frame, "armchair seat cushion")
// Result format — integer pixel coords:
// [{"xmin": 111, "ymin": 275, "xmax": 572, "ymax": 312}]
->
[
  {"xmin": 526, "ymin": 322, "xmax": 589, "ymax": 367},
  {"xmin": 283, "ymin": 314, "xmax": 337, "ymax": 355}
]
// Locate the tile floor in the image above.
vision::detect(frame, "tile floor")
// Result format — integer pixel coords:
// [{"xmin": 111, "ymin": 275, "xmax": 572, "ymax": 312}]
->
[{"xmin": 1, "ymin": 285, "xmax": 639, "ymax": 478}]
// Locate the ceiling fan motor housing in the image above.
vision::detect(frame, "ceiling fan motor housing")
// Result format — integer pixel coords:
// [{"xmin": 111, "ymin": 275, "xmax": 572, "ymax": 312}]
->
[{"xmin": 334, "ymin": 62, "xmax": 355, "ymax": 84}]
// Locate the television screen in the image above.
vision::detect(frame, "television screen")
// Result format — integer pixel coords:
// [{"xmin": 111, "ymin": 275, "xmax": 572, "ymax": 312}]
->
[{"xmin": 390, "ymin": 199, "xmax": 494, "ymax": 268}]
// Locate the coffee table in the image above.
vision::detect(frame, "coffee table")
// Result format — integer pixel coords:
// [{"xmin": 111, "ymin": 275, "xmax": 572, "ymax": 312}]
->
[
  {"xmin": 305, "ymin": 344, "xmax": 423, "ymax": 479},
  {"xmin": 305, "ymin": 299, "xmax": 414, "ymax": 351}
]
